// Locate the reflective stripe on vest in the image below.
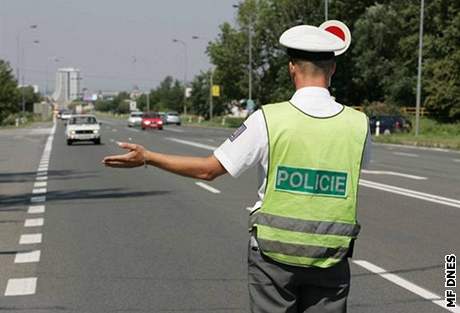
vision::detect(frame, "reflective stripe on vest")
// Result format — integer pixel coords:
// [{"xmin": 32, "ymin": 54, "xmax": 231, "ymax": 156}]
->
[
  {"xmin": 252, "ymin": 101, "xmax": 368, "ymax": 268},
  {"xmin": 250, "ymin": 212, "xmax": 361, "ymax": 237}
]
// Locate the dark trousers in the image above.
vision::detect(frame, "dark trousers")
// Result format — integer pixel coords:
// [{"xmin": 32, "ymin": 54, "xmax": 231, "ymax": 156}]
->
[{"xmin": 248, "ymin": 240, "xmax": 350, "ymax": 313}]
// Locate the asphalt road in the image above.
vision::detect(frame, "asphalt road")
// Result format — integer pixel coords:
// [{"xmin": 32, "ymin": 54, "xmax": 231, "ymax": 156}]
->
[{"xmin": 0, "ymin": 118, "xmax": 459, "ymax": 313}]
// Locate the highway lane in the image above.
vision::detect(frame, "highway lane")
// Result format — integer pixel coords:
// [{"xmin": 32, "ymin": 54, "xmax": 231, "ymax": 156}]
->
[{"xmin": 0, "ymin": 118, "xmax": 459, "ymax": 312}]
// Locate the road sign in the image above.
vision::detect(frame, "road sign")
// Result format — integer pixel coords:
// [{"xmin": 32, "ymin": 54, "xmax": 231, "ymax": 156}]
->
[{"xmin": 212, "ymin": 85, "xmax": 220, "ymax": 97}]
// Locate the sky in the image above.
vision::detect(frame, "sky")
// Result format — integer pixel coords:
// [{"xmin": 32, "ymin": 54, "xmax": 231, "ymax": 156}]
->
[{"xmin": 0, "ymin": 0, "xmax": 238, "ymax": 93}]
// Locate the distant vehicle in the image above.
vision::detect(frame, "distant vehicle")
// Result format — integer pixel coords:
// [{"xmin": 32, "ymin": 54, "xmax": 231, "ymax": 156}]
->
[
  {"xmin": 141, "ymin": 112, "xmax": 163, "ymax": 130},
  {"xmin": 164, "ymin": 111, "xmax": 181, "ymax": 125},
  {"xmin": 369, "ymin": 115, "xmax": 412, "ymax": 135},
  {"xmin": 127, "ymin": 111, "xmax": 143, "ymax": 127},
  {"xmin": 60, "ymin": 110, "xmax": 72, "ymax": 121},
  {"xmin": 65, "ymin": 114, "xmax": 101, "ymax": 145}
]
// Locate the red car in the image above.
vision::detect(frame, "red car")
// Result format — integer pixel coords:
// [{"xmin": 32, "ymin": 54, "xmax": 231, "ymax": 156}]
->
[{"xmin": 141, "ymin": 112, "xmax": 163, "ymax": 130}]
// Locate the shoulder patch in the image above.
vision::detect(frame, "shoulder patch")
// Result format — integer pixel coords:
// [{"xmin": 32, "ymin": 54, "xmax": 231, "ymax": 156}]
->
[{"xmin": 229, "ymin": 124, "xmax": 247, "ymax": 142}]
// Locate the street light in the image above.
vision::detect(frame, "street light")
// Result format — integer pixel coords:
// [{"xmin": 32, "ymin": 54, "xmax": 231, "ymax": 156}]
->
[
  {"xmin": 172, "ymin": 38, "xmax": 188, "ymax": 115},
  {"xmin": 325, "ymin": 0, "xmax": 328, "ymax": 21},
  {"xmin": 20, "ymin": 39, "xmax": 40, "ymax": 112},
  {"xmin": 415, "ymin": 0, "xmax": 425, "ymax": 136},
  {"xmin": 192, "ymin": 35, "xmax": 214, "ymax": 119},
  {"xmin": 16, "ymin": 24, "xmax": 38, "ymax": 83},
  {"xmin": 45, "ymin": 57, "xmax": 60, "ymax": 99},
  {"xmin": 233, "ymin": 3, "xmax": 253, "ymax": 101}
]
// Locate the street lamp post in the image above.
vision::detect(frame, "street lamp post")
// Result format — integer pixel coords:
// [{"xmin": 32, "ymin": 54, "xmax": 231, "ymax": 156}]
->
[
  {"xmin": 192, "ymin": 35, "xmax": 214, "ymax": 119},
  {"xmin": 16, "ymin": 24, "xmax": 38, "ymax": 112},
  {"xmin": 45, "ymin": 57, "xmax": 60, "ymax": 99},
  {"xmin": 172, "ymin": 38, "xmax": 188, "ymax": 115},
  {"xmin": 233, "ymin": 4, "xmax": 253, "ymax": 101},
  {"xmin": 415, "ymin": 0, "xmax": 425, "ymax": 136},
  {"xmin": 325, "ymin": 0, "xmax": 328, "ymax": 21},
  {"xmin": 20, "ymin": 39, "xmax": 40, "ymax": 112}
]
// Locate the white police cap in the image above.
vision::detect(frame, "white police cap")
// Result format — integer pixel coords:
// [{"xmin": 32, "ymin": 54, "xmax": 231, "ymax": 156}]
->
[{"xmin": 280, "ymin": 21, "xmax": 351, "ymax": 56}]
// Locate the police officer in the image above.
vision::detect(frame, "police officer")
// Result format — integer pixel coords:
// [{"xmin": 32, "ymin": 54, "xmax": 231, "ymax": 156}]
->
[{"xmin": 103, "ymin": 22, "xmax": 371, "ymax": 313}]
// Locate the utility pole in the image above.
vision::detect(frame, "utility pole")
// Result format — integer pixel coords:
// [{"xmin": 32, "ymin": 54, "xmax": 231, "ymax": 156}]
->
[
  {"xmin": 415, "ymin": 0, "xmax": 425, "ymax": 136},
  {"xmin": 325, "ymin": 0, "xmax": 328, "ymax": 21},
  {"xmin": 248, "ymin": 22, "xmax": 253, "ymax": 101}
]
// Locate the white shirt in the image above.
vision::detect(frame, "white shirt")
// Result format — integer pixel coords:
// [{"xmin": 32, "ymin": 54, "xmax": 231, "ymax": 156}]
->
[{"xmin": 213, "ymin": 87, "xmax": 372, "ymax": 211}]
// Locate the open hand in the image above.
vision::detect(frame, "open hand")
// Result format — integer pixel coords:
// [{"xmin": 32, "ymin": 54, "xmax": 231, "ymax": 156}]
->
[{"xmin": 102, "ymin": 142, "xmax": 147, "ymax": 168}]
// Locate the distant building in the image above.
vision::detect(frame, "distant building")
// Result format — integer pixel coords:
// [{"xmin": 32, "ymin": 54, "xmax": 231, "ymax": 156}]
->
[{"xmin": 52, "ymin": 68, "xmax": 81, "ymax": 105}]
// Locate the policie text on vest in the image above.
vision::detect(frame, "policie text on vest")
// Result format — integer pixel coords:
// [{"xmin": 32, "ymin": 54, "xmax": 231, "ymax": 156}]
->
[{"xmin": 276, "ymin": 166, "xmax": 348, "ymax": 197}]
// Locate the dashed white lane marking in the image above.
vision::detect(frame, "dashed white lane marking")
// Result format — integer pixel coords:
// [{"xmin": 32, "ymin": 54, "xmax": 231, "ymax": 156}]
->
[
  {"xmin": 28, "ymin": 205, "xmax": 45, "ymax": 214},
  {"xmin": 165, "ymin": 127, "xmax": 184, "ymax": 133},
  {"xmin": 359, "ymin": 179, "xmax": 460, "ymax": 208},
  {"xmin": 167, "ymin": 138, "xmax": 216, "ymax": 151},
  {"xmin": 24, "ymin": 218, "xmax": 44, "ymax": 227},
  {"xmin": 361, "ymin": 170, "xmax": 427, "ymax": 180},
  {"xmin": 39, "ymin": 162, "xmax": 49, "ymax": 166},
  {"xmin": 195, "ymin": 182, "xmax": 221, "ymax": 194},
  {"xmin": 19, "ymin": 233, "xmax": 42, "ymax": 244},
  {"xmin": 353, "ymin": 260, "xmax": 460, "ymax": 313},
  {"xmin": 30, "ymin": 196, "xmax": 46, "ymax": 203},
  {"xmin": 393, "ymin": 152, "xmax": 419, "ymax": 157},
  {"xmin": 37, "ymin": 167, "xmax": 48, "ymax": 172},
  {"xmin": 14, "ymin": 250, "xmax": 41, "ymax": 263},
  {"xmin": 35, "ymin": 176, "xmax": 48, "ymax": 181},
  {"xmin": 4, "ymin": 278, "xmax": 37, "ymax": 296},
  {"xmin": 33, "ymin": 181, "xmax": 47, "ymax": 188},
  {"xmin": 36, "ymin": 171, "xmax": 47, "ymax": 177},
  {"xmin": 32, "ymin": 188, "xmax": 47, "ymax": 194}
]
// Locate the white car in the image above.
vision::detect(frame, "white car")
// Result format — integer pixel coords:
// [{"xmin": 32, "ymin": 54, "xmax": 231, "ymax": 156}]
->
[
  {"xmin": 127, "ymin": 111, "xmax": 143, "ymax": 127},
  {"xmin": 65, "ymin": 114, "xmax": 101, "ymax": 145},
  {"xmin": 165, "ymin": 112, "xmax": 181, "ymax": 125},
  {"xmin": 60, "ymin": 110, "xmax": 72, "ymax": 120}
]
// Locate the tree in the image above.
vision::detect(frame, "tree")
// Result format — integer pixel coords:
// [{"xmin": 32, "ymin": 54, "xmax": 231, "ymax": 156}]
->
[{"xmin": 0, "ymin": 60, "xmax": 19, "ymax": 123}]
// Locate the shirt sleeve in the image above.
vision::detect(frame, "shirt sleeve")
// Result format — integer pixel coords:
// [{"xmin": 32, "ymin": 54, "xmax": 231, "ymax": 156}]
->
[
  {"xmin": 361, "ymin": 128, "xmax": 372, "ymax": 169},
  {"xmin": 213, "ymin": 110, "xmax": 268, "ymax": 178}
]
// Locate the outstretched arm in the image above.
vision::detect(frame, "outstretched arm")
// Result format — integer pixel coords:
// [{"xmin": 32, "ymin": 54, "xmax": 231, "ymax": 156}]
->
[{"xmin": 102, "ymin": 142, "xmax": 227, "ymax": 181}]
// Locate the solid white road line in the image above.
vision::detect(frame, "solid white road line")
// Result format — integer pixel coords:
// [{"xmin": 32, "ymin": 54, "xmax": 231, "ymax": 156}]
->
[
  {"xmin": 393, "ymin": 152, "xmax": 419, "ymax": 157},
  {"xmin": 14, "ymin": 250, "xmax": 41, "ymax": 263},
  {"xmin": 353, "ymin": 260, "xmax": 460, "ymax": 313},
  {"xmin": 24, "ymin": 218, "xmax": 44, "ymax": 227},
  {"xmin": 28, "ymin": 205, "xmax": 45, "ymax": 214},
  {"xmin": 35, "ymin": 176, "xmax": 48, "ymax": 181},
  {"xmin": 32, "ymin": 188, "xmax": 47, "ymax": 194},
  {"xmin": 195, "ymin": 182, "xmax": 221, "ymax": 194},
  {"xmin": 33, "ymin": 181, "xmax": 47, "ymax": 188},
  {"xmin": 30, "ymin": 196, "xmax": 46, "ymax": 203},
  {"xmin": 167, "ymin": 138, "xmax": 216, "ymax": 151},
  {"xmin": 4, "ymin": 278, "xmax": 37, "ymax": 296},
  {"xmin": 19, "ymin": 234, "xmax": 42, "ymax": 244},
  {"xmin": 361, "ymin": 170, "xmax": 427, "ymax": 180},
  {"xmin": 168, "ymin": 136, "xmax": 459, "ymax": 208},
  {"xmin": 360, "ymin": 179, "xmax": 460, "ymax": 208}
]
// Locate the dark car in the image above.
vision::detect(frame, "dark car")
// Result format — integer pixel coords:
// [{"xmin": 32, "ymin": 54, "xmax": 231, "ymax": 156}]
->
[
  {"xmin": 369, "ymin": 115, "xmax": 412, "ymax": 135},
  {"xmin": 141, "ymin": 112, "xmax": 163, "ymax": 130}
]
